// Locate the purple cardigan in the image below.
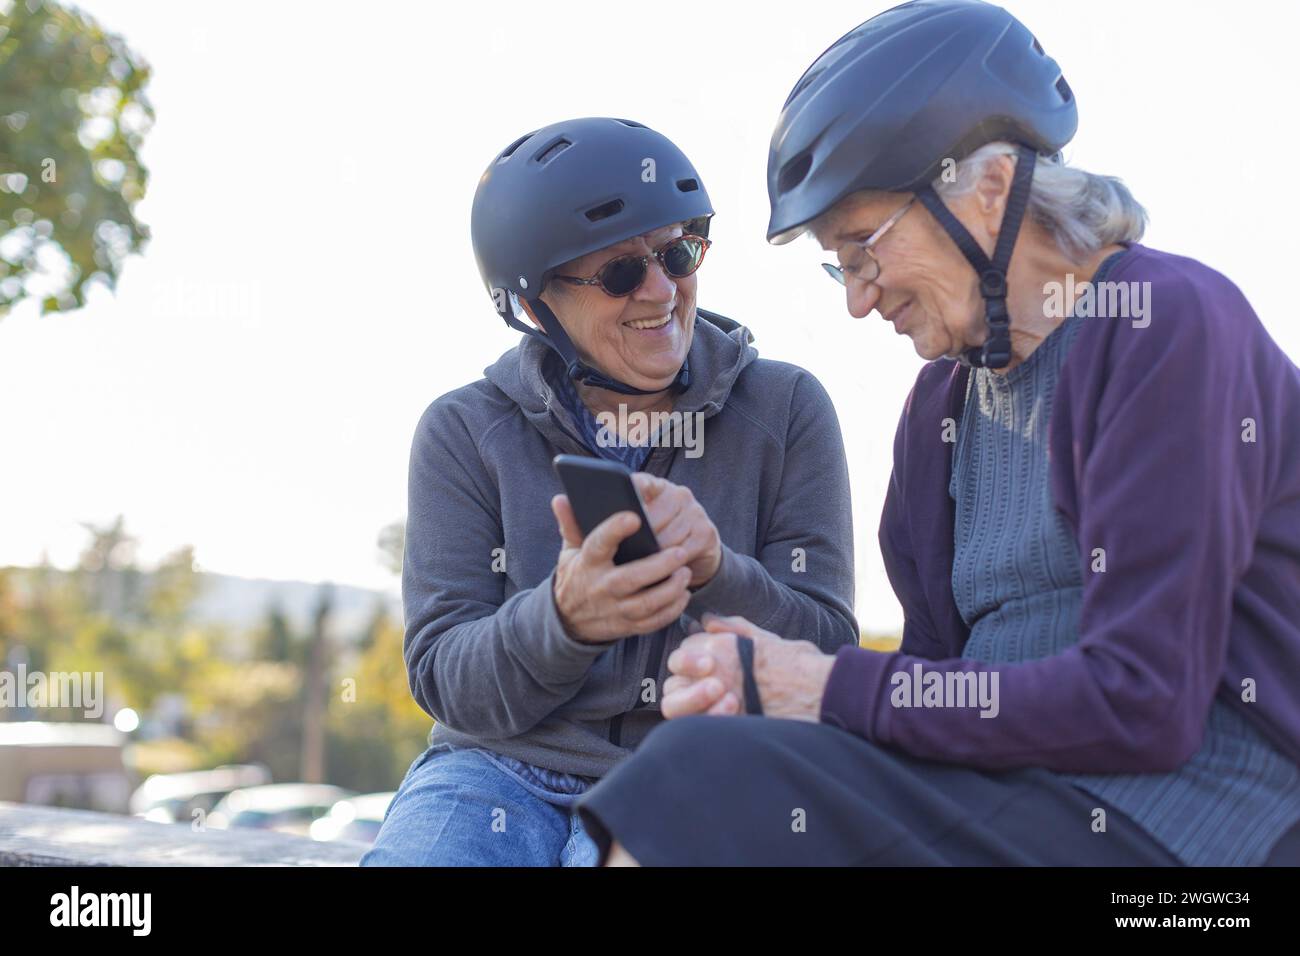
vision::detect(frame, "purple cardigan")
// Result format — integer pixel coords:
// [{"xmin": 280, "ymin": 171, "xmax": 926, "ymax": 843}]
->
[{"xmin": 820, "ymin": 243, "xmax": 1300, "ymax": 772}]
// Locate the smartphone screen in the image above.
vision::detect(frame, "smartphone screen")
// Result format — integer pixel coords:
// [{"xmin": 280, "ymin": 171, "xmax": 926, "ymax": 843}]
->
[{"xmin": 552, "ymin": 455, "xmax": 660, "ymax": 564}]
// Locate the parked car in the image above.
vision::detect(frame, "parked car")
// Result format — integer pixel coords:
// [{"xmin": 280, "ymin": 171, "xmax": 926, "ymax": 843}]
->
[
  {"xmin": 309, "ymin": 792, "xmax": 394, "ymax": 845},
  {"xmin": 207, "ymin": 783, "xmax": 356, "ymax": 836},
  {"xmin": 129, "ymin": 764, "xmax": 272, "ymax": 825}
]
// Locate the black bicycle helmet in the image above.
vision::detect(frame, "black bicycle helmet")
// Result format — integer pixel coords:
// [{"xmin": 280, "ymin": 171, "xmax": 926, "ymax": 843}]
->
[
  {"xmin": 767, "ymin": 0, "xmax": 1078, "ymax": 368},
  {"xmin": 472, "ymin": 117, "xmax": 714, "ymax": 394}
]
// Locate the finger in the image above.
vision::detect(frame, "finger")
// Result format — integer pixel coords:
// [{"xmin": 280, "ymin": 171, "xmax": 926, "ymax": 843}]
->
[
  {"xmin": 640, "ymin": 484, "xmax": 683, "ymax": 537},
  {"xmin": 663, "ymin": 674, "xmax": 696, "ymax": 697},
  {"xmin": 619, "ymin": 567, "xmax": 691, "ymax": 626},
  {"xmin": 666, "ymin": 647, "xmax": 716, "ymax": 679},
  {"xmin": 581, "ymin": 510, "xmax": 641, "ymax": 566},
  {"xmin": 625, "ymin": 583, "xmax": 693, "ymax": 636},
  {"xmin": 706, "ymin": 692, "xmax": 741, "ymax": 717},
  {"xmin": 675, "ymin": 631, "xmax": 712, "ymax": 654},
  {"xmin": 663, "ymin": 677, "xmax": 727, "ymax": 720},
  {"xmin": 639, "ymin": 481, "xmax": 694, "ymax": 538},
  {"xmin": 604, "ymin": 545, "xmax": 689, "ymax": 597},
  {"xmin": 704, "ymin": 614, "xmax": 777, "ymax": 642},
  {"xmin": 652, "ymin": 507, "xmax": 697, "ymax": 551},
  {"xmin": 631, "ymin": 472, "xmax": 671, "ymax": 504},
  {"xmin": 702, "ymin": 613, "xmax": 747, "ymax": 632},
  {"xmin": 551, "ymin": 495, "xmax": 584, "ymax": 549}
]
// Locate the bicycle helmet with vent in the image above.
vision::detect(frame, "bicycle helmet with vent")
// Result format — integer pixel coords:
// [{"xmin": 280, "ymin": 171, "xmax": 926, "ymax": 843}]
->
[
  {"xmin": 767, "ymin": 0, "xmax": 1078, "ymax": 368},
  {"xmin": 472, "ymin": 117, "xmax": 714, "ymax": 394}
]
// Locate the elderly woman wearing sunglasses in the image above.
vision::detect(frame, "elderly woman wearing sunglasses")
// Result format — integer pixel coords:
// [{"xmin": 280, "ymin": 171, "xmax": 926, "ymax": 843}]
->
[
  {"xmin": 360, "ymin": 117, "xmax": 859, "ymax": 866},
  {"xmin": 576, "ymin": 1, "xmax": 1300, "ymax": 867}
]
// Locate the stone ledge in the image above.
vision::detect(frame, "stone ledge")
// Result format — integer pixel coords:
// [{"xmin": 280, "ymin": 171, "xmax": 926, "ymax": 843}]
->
[{"xmin": 0, "ymin": 801, "xmax": 368, "ymax": 866}]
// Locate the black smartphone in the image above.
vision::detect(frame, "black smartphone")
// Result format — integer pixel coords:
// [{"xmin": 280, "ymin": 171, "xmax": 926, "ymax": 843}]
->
[{"xmin": 552, "ymin": 454, "xmax": 660, "ymax": 565}]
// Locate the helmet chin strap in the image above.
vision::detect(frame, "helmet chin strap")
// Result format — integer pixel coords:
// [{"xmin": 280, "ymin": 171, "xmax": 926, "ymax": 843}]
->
[
  {"xmin": 502, "ymin": 297, "xmax": 691, "ymax": 396},
  {"xmin": 914, "ymin": 143, "xmax": 1038, "ymax": 370}
]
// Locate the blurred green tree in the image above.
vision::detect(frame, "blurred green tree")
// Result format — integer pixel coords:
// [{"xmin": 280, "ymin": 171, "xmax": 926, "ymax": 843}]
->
[
  {"xmin": 0, "ymin": 0, "xmax": 152, "ymax": 317},
  {"xmin": 326, "ymin": 606, "xmax": 431, "ymax": 792},
  {"xmin": 2, "ymin": 520, "xmax": 428, "ymax": 793},
  {"xmin": 256, "ymin": 602, "xmax": 296, "ymax": 664}
]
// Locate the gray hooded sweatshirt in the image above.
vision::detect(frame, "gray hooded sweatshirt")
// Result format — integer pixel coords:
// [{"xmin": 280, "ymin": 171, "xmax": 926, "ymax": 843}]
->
[{"xmin": 402, "ymin": 314, "xmax": 858, "ymax": 778}]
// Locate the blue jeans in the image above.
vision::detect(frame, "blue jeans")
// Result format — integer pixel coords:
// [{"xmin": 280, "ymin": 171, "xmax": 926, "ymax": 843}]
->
[{"xmin": 359, "ymin": 743, "xmax": 600, "ymax": 867}]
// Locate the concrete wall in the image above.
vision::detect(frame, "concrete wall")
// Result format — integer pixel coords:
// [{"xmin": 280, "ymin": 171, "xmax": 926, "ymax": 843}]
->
[{"xmin": 0, "ymin": 801, "xmax": 367, "ymax": 866}]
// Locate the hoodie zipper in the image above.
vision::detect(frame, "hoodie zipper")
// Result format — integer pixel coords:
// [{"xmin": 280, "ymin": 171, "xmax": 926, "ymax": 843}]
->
[
  {"xmin": 608, "ymin": 443, "xmax": 682, "ymax": 748},
  {"xmin": 608, "ymin": 627, "xmax": 669, "ymax": 748}
]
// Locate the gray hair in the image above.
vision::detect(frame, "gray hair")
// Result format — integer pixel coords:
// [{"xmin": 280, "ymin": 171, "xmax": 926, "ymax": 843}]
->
[{"xmin": 933, "ymin": 141, "xmax": 1147, "ymax": 262}]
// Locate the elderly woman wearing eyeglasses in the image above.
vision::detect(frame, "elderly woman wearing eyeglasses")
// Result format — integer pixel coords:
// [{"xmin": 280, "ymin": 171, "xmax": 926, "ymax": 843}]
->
[
  {"xmin": 576, "ymin": 1, "xmax": 1300, "ymax": 867},
  {"xmin": 359, "ymin": 118, "xmax": 859, "ymax": 867}
]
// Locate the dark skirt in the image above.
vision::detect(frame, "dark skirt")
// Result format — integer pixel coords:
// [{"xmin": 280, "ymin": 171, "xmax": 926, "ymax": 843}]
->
[{"xmin": 576, "ymin": 715, "xmax": 1300, "ymax": 866}]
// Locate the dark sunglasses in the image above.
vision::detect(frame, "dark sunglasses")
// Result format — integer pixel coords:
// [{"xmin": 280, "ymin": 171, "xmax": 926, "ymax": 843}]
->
[{"xmin": 553, "ymin": 234, "xmax": 711, "ymax": 297}]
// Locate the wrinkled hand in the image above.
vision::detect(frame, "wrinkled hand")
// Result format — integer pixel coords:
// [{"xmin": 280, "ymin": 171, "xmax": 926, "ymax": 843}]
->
[
  {"xmin": 551, "ymin": 494, "xmax": 693, "ymax": 644},
  {"xmin": 663, "ymin": 614, "xmax": 834, "ymax": 721},
  {"xmin": 631, "ymin": 473, "xmax": 721, "ymax": 588}
]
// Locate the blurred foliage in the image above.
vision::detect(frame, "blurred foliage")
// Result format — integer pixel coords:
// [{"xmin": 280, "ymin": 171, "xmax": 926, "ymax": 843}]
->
[
  {"xmin": 327, "ymin": 603, "xmax": 430, "ymax": 791},
  {"xmin": 0, "ymin": 0, "xmax": 152, "ymax": 318},
  {"xmin": 0, "ymin": 517, "xmax": 430, "ymax": 793},
  {"xmin": 861, "ymin": 633, "xmax": 902, "ymax": 652}
]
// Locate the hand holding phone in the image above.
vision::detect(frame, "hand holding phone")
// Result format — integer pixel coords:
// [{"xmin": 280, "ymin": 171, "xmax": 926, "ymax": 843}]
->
[
  {"xmin": 553, "ymin": 455, "xmax": 660, "ymax": 564},
  {"xmin": 549, "ymin": 455, "xmax": 693, "ymax": 643}
]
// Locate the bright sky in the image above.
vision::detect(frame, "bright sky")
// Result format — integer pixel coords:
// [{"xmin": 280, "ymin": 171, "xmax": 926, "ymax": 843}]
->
[{"xmin": 3, "ymin": 0, "xmax": 1297, "ymax": 632}]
